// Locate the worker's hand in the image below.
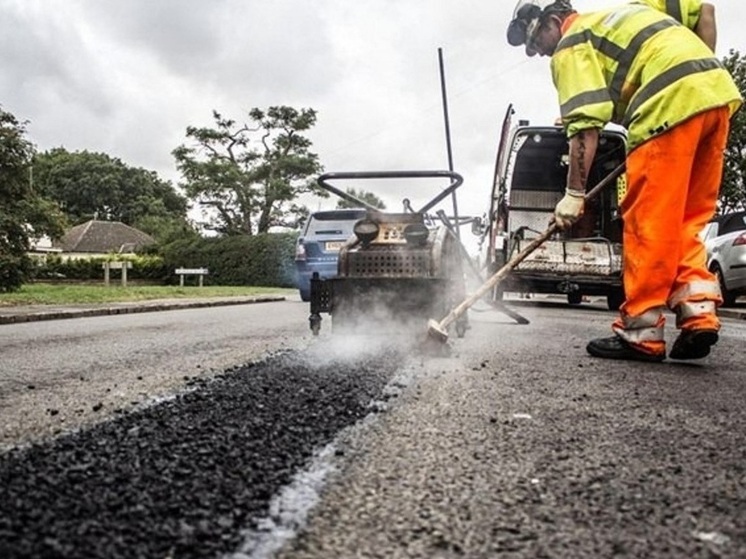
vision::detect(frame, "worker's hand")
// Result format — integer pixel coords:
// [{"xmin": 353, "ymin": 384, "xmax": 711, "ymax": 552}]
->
[{"xmin": 554, "ymin": 189, "xmax": 585, "ymax": 230}]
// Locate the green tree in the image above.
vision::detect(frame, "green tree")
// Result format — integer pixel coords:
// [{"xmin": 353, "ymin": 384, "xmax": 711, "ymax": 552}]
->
[
  {"xmin": 721, "ymin": 49, "xmax": 746, "ymax": 213},
  {"xmin": 133, "ymin": 211, "xmax": 200, "ymax": 245},
  {"xmin": 336, "ymin": 187, "xmax": 387, "ymax": 210},
  {"xmin": 172, "ymin": 106, "xmax": 325, "ymax": 236},
  {"xmin": 32, "ymin": 148, "xmax": 191, "ymax": 240},
  {"xmin": 0, "ymin": 107, "xmax": 66, "ymax": 291}
]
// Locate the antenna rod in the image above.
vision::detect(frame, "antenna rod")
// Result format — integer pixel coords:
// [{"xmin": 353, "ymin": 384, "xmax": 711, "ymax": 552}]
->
[{"xmin": 438, "ymin": 47, "xmax": 460, "ymax": 238}]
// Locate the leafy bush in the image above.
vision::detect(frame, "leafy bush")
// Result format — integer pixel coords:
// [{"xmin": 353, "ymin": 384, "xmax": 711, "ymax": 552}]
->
[
  {"xmin": 159, "ymin": 232, "xmax": 298, "ymax": 286},
  {"xmin": 31, "ymin": 254, "xmax": 167, "ymax": 282},
  {"xmin": 28, "ymin": 233, "xmax": 297, "ymax": 286},
  {"xmin": 0, "ymin": 253, "xmax": 32, "ymax": 292}
]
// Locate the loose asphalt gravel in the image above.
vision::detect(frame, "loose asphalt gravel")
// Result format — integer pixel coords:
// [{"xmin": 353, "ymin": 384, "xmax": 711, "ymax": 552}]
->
[{"xmin": 0, "ymin": 344, "xmax": 402, "ymax": 559}]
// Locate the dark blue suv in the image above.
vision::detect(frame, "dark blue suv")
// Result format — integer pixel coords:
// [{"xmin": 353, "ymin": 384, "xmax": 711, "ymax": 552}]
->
[{"xmin": 294, "ymin": 209, "xmax": 367, "ymax": 301}]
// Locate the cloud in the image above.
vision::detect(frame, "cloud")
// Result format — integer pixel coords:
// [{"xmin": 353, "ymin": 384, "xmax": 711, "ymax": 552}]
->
[{"xmin": 1, "ymin": 0, "xmax": 742, "ymax": 221}]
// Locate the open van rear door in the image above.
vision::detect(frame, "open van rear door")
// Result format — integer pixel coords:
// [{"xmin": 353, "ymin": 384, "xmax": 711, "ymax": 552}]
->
[
  {"xmin": 481, "ymin": 110, "xmax": 628, "ymax": 310},
  {"xmin": 482, "ymin": 104, "xmax": 514, "ymax": 271}
]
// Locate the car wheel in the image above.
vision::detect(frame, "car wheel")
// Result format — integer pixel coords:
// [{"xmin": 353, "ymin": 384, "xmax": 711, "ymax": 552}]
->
[
  {"xmin": 567, "ymin": 291, "xmax": 583, "ymax": 305},
  {"xmin": 712, "ymin": 263, "xmax": 736, "ymax": 307},
  {"xmin": 309, "ymin": 314, "xmax": 321, "ymax": 335}
]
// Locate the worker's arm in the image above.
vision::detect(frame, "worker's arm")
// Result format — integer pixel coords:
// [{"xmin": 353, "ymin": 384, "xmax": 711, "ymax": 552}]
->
[
  {"xmin": 554, "ymin": 128, "xmax": 599, "ymax": 229},
  {"xmin": 567, "ymin": 128, "xmax": 599, "ymax": 193},
  {"xmin": 694, "ymin": 2, "xmax": 717, "ymax": 52}
]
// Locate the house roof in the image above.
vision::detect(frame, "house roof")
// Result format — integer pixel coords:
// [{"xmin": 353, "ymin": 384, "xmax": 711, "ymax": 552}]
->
[{"xmin": 55, "ymin": 220, "xmax": 155, "ymax": 253}]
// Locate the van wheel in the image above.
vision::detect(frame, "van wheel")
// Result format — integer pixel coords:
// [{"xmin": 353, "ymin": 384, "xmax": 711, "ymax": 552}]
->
[
  {"xmin": 567, "ymin": 292, "xmax": 583, "ymax": 305},
  {"xmin": 490, "ymin": 253, "xmax": 507, "ymax": 302},
  {"xmin": 607, "ymin": 288, "xmax": 625, "ymax": 311}
]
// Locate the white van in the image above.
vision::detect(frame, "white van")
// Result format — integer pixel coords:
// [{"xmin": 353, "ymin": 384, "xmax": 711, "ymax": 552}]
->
[{"xmin": 479, "ymin": 108, "xmax": 627, "ymax": 310}]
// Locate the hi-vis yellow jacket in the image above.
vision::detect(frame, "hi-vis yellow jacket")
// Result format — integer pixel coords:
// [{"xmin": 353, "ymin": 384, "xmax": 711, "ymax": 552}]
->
[
  {"xmin": 632, "ymin": 0, "xmax": 702, "ymax": 29},
  {"xmin": 551, "ymin": 4, "xmax": 742, "ymax": 150}
]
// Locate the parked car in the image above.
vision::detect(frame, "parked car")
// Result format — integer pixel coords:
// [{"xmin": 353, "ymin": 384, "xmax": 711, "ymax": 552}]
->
[
  {"xmin": 294, "ymin": 208, "xmax": 368, "ymax": 301},
  {"xmin": 701, "ymin": 210, "xmax": 746, "ymax": 306}
]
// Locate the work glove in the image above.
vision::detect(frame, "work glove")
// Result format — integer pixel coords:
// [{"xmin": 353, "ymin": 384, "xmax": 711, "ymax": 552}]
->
[{"xmin": 554, "ymin": 189, "xmax": 585, "ymax": 230}]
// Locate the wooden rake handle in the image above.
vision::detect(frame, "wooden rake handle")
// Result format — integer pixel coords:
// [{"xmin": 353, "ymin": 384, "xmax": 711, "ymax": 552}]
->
[{"xmin": 435, "ymin": 161, "xmax": 626, "ymax": 332}]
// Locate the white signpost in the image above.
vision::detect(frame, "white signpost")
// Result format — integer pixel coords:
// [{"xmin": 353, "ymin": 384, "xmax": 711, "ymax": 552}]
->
[
  {"xmin": 102, "ymin": 261, "xmax": 133, "ymax": 287},
  {"xmin": 175, "ymin": 267, "xmax": 209, "ymax": 287}
]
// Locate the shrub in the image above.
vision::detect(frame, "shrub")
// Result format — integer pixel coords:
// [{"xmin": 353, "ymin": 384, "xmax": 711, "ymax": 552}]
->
[
  {"xmin": 31, "ymin": 253, "xmax": 167, "ymax": 282},
  {"xmin": 159, "ymin": 232, "xmax": 298, "ymax": 286},
  {"xmin": 28, "ymin": 232, "xmax": 297, "ymax": 286}
]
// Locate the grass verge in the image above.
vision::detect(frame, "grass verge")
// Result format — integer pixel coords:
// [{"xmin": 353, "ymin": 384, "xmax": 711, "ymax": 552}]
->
[{"xmin": 0, "ymin": 283, "xmax": 295, "ymax": 307}]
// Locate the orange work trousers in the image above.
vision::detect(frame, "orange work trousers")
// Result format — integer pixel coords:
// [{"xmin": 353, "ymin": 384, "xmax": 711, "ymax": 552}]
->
[{"xmin": 614, "ymin": 106, "xmax": 730, "ymax": 355}]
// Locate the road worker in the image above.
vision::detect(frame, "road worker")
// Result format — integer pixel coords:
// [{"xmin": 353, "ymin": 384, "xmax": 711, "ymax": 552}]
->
[
  {"xmin": 506, "ymin": 0, "xmax": 742, "ymax": 362},
  {"xmin": 632, "ymin": 0, "xmax": 717, "ymax": 51}
]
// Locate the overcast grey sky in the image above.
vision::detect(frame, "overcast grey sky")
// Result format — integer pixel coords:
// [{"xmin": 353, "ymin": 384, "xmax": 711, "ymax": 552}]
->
[{"xmin": 1, "ymin": 0, "xmax": 744, "ymax": 223}]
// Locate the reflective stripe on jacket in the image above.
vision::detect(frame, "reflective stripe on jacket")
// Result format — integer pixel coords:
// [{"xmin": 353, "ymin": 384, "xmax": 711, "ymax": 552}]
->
[
  {"xmin": 551, "ymin": 4, "xmax": 742, "ymax": 150},
  {"xmin": 632, "ymin": 0, "xmax": 702, "ymax": 29}
]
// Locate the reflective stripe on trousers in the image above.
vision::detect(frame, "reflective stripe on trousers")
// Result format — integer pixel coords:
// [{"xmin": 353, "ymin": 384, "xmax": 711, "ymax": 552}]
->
[
  {"xmin": 669, "ymin": 282, "xmax": 721, "ymax": 328},
  {"xmin": 613, "ymin": 308, "xmax": 665, "ymax": 354},
  {"xmin": 614, "ymin": 106, "xmax": 730, "ymax": 352}
]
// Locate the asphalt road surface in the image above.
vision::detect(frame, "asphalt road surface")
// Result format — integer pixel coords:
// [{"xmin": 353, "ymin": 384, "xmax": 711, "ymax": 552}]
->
[{"xmin": 1, "ymin": 297, "xmax": 744, "ymax": 558}]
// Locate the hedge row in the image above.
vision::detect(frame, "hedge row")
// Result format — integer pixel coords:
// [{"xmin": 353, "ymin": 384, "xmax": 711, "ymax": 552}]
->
[
  {"xmin": 31, "ymin": 232, "xmax": 299, "ymax": 287},
  {"xmin": 158, "ymin": 232, "xmax": 298, "ymax": 287},
  {"xmin": 33, "ymin": 253, "xmax": 166, "ymax": 282}
]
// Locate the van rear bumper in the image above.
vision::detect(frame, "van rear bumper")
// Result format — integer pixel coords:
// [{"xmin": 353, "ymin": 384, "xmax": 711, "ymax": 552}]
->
[{"xmin": 504, "ymin": 272, "xmax": 623, "ymax": 296}]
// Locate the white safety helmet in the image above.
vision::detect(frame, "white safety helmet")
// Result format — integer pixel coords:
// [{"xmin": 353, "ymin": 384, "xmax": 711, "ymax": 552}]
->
[{"xmin": 506, "ymin": 0, "xmax": 573, "ymax": 56}]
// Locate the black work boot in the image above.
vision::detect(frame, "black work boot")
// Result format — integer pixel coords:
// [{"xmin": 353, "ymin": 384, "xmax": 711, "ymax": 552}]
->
[
  {"xmin": 669, "ymin": 329, "xmax": 719, "ymax": 360},
  {"xmin": 586, "ymin": 335, "xmax": 666, "ymax": 363}
]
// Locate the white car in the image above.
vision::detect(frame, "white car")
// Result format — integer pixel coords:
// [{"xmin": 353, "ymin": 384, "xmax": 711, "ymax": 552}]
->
[{"xmin": 701, "ymin": 211, "xmax": 746, "ymax": 306}]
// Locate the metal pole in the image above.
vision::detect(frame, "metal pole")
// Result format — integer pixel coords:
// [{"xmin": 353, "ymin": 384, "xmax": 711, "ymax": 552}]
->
[{"xmin": 438, "ymin": 47, "xmax": 460, "ymax": 239}]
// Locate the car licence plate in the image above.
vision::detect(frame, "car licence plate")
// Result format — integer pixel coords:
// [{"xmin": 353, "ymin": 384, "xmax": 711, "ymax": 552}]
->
[{"xmin": 325, "ymin": 241, "xmax": 346, "ymax": 251}]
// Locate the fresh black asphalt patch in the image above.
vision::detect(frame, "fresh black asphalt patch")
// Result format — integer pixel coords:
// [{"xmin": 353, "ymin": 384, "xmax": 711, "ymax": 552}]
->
[{"xmin": 0, "ymin": 347, "xmax": 401, "ymax": 559}]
